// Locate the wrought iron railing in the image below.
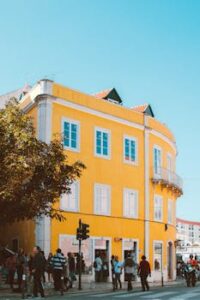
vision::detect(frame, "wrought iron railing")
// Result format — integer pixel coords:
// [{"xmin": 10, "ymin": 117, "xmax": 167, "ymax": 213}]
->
[{"xmin": 152, "ymin": 167, "xmax": 183, "ymax": 192}]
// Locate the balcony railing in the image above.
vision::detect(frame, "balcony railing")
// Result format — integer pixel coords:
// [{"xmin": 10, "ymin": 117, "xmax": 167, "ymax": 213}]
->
[{"xmin": 151, "ymin": 167, "xmax": 183, "ymax": 196}]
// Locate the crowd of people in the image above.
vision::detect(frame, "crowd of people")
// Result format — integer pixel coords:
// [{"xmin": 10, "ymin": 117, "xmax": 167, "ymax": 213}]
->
[
  {"xmin": 0, "ymin": 246, "xmax": 152, "ymax": 297},
  {"xmin": 0, "ymin": 246, "xmax": 79, "ymax": 298},
  {"xmin": 94, "ymin": 253, "xmax": 151, "ymax": 292},
  {"xmin": 176, "ymin": 254, "xmax": 200, "ymax": 287}
]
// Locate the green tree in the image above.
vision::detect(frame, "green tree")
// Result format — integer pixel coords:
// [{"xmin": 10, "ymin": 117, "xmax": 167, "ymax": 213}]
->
[{"xmin": 0, "ymin": 99, "xmax": 85, "ymax": 224}]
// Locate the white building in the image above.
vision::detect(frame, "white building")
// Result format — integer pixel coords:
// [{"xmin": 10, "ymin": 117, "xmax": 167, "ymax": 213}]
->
[{"xmin": 176, "ymin": 218, "xmax": 200, "ymax": 261}]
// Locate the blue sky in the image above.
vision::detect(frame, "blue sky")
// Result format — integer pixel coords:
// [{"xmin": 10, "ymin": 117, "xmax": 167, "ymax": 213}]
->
[{"xmin": 0, "ymin": 0, "xmax": 199, "ymax": 220}]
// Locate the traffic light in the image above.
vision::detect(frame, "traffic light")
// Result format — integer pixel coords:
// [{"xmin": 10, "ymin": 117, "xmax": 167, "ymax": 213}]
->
[
  {"xmin": 81, "ymin": 223, "xmax": 90, "ymax": 240},
  {"xmin": 76, "ymin": 227, "xmax": 82, "ymax": 240}
]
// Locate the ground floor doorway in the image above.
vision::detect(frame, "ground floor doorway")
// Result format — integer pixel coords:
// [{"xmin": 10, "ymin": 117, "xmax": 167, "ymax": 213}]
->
[{"xmin": 122, "ymin": 239, "xmax": 139, "ymax": 281}]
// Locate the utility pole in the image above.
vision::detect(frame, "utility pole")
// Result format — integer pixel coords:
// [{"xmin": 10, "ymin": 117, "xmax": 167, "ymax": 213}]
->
[{"xmin": 159, "ymin": 243, "xmax": 164, "ymax": 287}]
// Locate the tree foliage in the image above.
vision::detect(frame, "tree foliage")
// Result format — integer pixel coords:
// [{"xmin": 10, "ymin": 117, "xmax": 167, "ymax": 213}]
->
[{"xmin": 0, "ymin": 99, "xmax": 85, "ymax": 224}]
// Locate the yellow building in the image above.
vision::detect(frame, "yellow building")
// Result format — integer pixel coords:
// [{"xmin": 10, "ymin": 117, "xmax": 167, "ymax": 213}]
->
[{"xmin": 0, "ymin": 79, "xmax": 183, "ymax": 282}]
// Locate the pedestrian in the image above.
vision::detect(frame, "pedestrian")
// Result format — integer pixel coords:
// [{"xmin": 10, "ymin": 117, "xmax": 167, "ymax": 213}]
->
[
  {"xmin": 110, "ymin": 255, "xmax": 115, "ymax": 287},
  {"xmin": 124, "ymin": 253, "xmax": 134, "ymax": 291},
  {"xmin": 138, "ymin": 255, "xmax": 151, "ymax": 292},
  {"xmin": 67, "ymin": 252, "xmax": 76, "ymax": 288},
  {"xmin": 113, "ymin": 256, "xmax": 123, "ymax": 291},
  {"xmin": 102, "ymin": 254, "xmax": 109, "ymax": 282},
  {"xmin": 93, "ymin": 253, "xmax": 103, "ymax": 282},
  {"xmin": 40, "ymin": 251, "xmax": 47, "ymax": 283},
  {"xmin": 46, "ymin": 252, "xmax": 53, "ymax": 283},
  {"xmin": 51, "ymin": 248, "xmax": 66, "ymax": 291},
  {"xmin": 16, "ymin": 248, "xmax": 25, "ymax": 291},
  {"xmin": 5, "ymin": 254, "xmax": 16, "ymax": 291},
  {"xmin": 32, "ymin": 246, "xmax": 45, "ymax": 298}
]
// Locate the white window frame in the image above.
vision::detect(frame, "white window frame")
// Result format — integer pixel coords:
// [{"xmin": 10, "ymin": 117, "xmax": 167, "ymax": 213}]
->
[
  {"xmin": 153, "ymin": 145, "xmax": 162, "ymax": 177},
  {"xmin": 168, "ymin": 199, "xmax": 173, "ymax": 225},
  {"xmin": 62, "ymin": 117, "xmax": 80, "ymax": 152},
  {"xmin": 123, "ymin": 188, "xmax": 138, "ymax": 218},
  {"xmin": 94, "ymin": 127, "xmax": 111, "ymax": 159},
  {"xmin": 153, "ymin": 240, "xmax": 163, "ymax": 271},
  {"xmin": 60, "ymin": 181, "xmax": 80, "ymax": 212},
  {"xmin": 94, "ymin": 183, "xmax": 111, "ymax": 216},
  {"xmin": 123, "ymin": 135, "xmax": 138, "ymax": 165},
  {"xmin": 154, "ymin": 194, "xmax": 163, "ymax": 222}
]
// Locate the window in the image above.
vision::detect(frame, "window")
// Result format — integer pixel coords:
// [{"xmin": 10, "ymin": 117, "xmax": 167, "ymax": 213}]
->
[
  {"xmin": 123, "ymin": 188, "xmax": 138, "ymax": 218},
  {"xmin": 167, "ymin": 153, "xmax": 172, "ymax": 181},
  {"xmin": 154, "ymin": 242, "xmax": 162, "ymax": 271},
  {"xmin": 94, "ymin": 184, "xmax": 111, "ymax": 216},
  {"xmin": 62, "ymin": 118, "xmax": 80, "ymax": 151},
  {"xmin": 60, "ymin": 181, "xmax": 79, "ymax": 212},
  {"xmin": 124, "ymin": 136, "xmax": 137, "ymax": 164},
  {"xmin": 153, "ymin": 146, "xmax": 161, "ymax": 176},
  {"xmin": 168, "ymin": 199, "xmax": 173, "ymax": 224},
  {"xmin": 154, "ymin": 195, "xmax": 163, "ymax": 221},
  {"xmin": 95, "ymin": 127, "xmax": 110, "ymax": 158}
]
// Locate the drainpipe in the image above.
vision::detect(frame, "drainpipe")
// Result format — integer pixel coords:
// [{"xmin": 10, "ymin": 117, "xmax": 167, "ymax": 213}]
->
[{"xmin": 144, "ymin": 115, "xmax": 150, "ymax": 259}]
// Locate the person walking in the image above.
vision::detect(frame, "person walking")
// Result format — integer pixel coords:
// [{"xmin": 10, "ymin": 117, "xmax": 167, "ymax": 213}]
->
[
  {"xmin": 67, "ymin": 252, "xmax": 76, "ymax": 288},
  {"xmin": 51, "ymin": 248, "xmax": 66, "ymax": 291},
  {"xmin": 46, "ymin": 252, "xmax": 53, "ymax": 283},
  {"xmin": 110, "ymin": 255, "xmax": 115, "ymax": 287},
  {"xmin": 6, "ymin": 254, "xmax": 17, "ymax": 291},
  {"xmin": 94, "ymin": 253, "xmax": 103, "ymax": 282},
  {"xmin": 113, "ymin": 256, "xmax": 123, "ymax": 291},
  {"xmin": 40, "ymin": 251, "xmax": 47, "ymax": 284},
  {"xmin": 124, "ymin": 253, "xmax": 134, "ymax": 291},
  {"xmin": 138, "ymin": 255, "xmax": 151, "ymax": 292},
  {"xmin": 16, "ymin": 248, "xmax": 25, "ymax": 292},
  {"xmin": 32, "ymin": 246, "xmax": 45, "ymax": 298}
]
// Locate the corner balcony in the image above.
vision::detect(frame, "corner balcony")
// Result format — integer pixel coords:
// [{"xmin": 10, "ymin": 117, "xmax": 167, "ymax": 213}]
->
[{"xmin": 151, "ymin": 167, "xmax": 183, "ymax": 197}]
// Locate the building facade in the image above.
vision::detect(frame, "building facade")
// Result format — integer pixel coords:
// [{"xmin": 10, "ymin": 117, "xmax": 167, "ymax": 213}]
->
[
  {"xmin": 0, "ymin": 79, "xmax": 183, "ymax": 282},
  {"xmin": 176, "ymin": 218, "xmax": 200, "ymax": 261}
]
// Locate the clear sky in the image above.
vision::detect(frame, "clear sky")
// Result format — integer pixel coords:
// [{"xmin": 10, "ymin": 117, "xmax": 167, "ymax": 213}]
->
[{"xmin": 0, "ymin": 0, "xmax": 199, "ymax": 221}]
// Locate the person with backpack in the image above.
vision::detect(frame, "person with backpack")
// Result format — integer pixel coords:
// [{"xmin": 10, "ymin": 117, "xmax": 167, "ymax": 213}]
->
[
  {"xmin": 124, "ymin": 253, "xmax": 134, "ymax": 291},
  {"xmin": 51, "ymin": 248, "xmax": 66, "ymax": 291},
  {"xmin": 93, "ymin": 253, "xmax": 102, "ymax": 282}
]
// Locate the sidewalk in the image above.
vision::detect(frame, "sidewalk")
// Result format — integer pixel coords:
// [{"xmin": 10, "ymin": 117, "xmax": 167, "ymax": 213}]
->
[{"xmin": 0, "ymin": 280, "xmax": 184, "ymax": 299}]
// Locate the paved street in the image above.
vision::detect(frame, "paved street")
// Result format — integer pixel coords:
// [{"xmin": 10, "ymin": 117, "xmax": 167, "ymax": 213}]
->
[{"xmin": 1, "ymin": 284, "xmax": 200, "ymax": 300}]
